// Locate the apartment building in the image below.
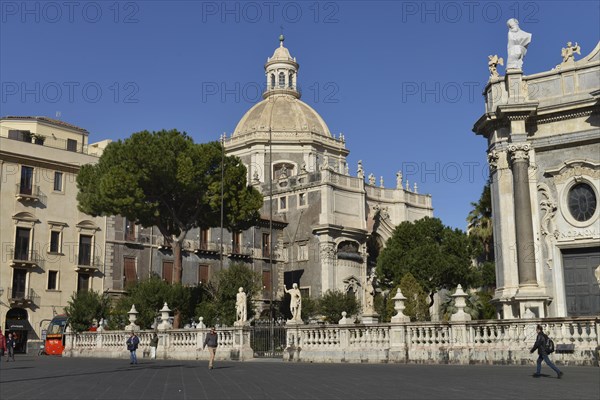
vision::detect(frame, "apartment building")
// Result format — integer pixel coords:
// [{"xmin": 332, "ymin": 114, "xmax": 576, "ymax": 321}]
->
[{"xmin": 0, "ymin": 116, "xmax": 110, "ymax": 352}]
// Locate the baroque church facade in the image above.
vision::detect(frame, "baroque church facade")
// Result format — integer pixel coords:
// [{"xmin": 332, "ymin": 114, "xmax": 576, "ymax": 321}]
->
[
  {"xmin": 0, "ymin": 38, "xmax": 433, "ymax": 352},
  {"xmin": 474, "ymin": 41, "xmax": 600, "ymax": 319},
  {"xmin": 103, "ymin": 37, "xmax": 433, "ymax": 314},
  {"xmin": 222, "ymin": 36, "xmax": 433, "ymax": 304}
]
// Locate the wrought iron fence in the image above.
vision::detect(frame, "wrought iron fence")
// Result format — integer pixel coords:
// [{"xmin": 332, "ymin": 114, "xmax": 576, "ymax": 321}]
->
[{"xmin": 250, "ymin": 319, "xmax": 287, "ymax": 358}]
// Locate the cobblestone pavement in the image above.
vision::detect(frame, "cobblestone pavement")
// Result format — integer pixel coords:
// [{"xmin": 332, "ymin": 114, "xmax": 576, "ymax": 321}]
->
[{"xmin": 1, "ymin": 356, "xmax": 598, "ymax": 400}]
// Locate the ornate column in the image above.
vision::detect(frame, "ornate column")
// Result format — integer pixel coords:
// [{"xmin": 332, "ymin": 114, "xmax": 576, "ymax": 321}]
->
[
  {"xmin": 508, "ymin": 143, "xmax": 537, "ymax": 286},
  {"xmin": 319, "ymin": 242, "xmax": 336, "ymax": 292}
]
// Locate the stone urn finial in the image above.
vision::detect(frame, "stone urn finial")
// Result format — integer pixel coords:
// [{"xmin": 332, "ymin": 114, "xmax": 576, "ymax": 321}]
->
[
  {"xmin": 338, "ymin": 311, "xmax": 352, "ymax": 325},
  {"xmin": 450, "ymin": 284, "xmax": 472, "ymax": 322},
  {"xmin": 157, "ymin": 302, "xmax": 173, "ymax": 331},
  {"xmin": 391, "ymin": 289, "xmax": 410, "ymax": 322},
  {"xmin": 125, "ymin": 304, "xmax": 140, "ymax": 332}
]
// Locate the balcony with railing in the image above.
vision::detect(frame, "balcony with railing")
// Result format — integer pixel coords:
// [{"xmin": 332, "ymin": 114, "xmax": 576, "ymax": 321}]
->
[
  {"xmin": 123, "ymin": 232, "xmax": 153, "ymax": 244},
  {"xmin": 8, "ymin": 287, "xmax": 39, "ymax": 306},
  {"xmin": 195, "ymin": 240, "xmax": 221, "ymax": 254},
  {"xmin": 75, "ymin": 255, "xmax": 102, "ymax": 272},
  {"xmin": 228, "ymin": 244, "xmax": 253, "ymax": 258},
  {"xmin": 15, "ymin": 183, "xmax": 42, "ymax": 202},
  {"xmin": 2, "ymin": 130, "xmax": 98, "ymax": 155},
  {"xmin": 9, "ymin": 247, "xmax": 43, "ymax": 268}
]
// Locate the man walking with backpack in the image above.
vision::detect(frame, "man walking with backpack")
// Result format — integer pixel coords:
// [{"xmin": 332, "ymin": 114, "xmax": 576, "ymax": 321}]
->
[{"xmin": 530, "ymin": 324, "xmax": 563, "ymax": 378}]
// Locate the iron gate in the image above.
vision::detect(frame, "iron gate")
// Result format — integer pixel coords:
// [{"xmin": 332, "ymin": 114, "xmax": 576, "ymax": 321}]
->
[{"xmin": 250, "ymin": 320, "xmax": 287, "ymax": 358}]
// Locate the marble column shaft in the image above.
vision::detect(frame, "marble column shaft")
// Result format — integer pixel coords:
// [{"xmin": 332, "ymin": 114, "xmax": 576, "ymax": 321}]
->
[{"xmin": 509, "ymin": 144, "xmax": 537, "ymax": 285}]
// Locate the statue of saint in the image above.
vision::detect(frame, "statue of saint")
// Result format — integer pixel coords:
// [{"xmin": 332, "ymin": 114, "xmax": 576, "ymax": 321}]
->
[
  {"xmin": 396, "ymin": 171, "xmax": 403, "ymax": 189},
  {"xmin": 236, "ymin": 287, "xmax": 247, "ymax": 323},
  {"xmin": 357, "ymin": 160, "xmax": 364, "ymax": 179},
  {"xmin": 279, "ymin": 164, "xmax": 288, "ymax": 179},
  {"xmin": 506, "ymin": 18, "xmax": 532, "ymax": 70},
  {"xmin": 368, "ymin": 173, "xmax": 376, "ymax": 186},
  {"xmin": 321, "ymin": 154, "xmax": 329, "ymax": 170},
  {"xmin": 283, "ymin": 283, "xmax": 302, "ymax": 322}
]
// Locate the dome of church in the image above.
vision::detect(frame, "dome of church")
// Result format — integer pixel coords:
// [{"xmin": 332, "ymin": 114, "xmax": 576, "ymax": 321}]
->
[
  {"xmin": 232, "ymin": 36, "xmax": 332, "ymax": 138},
  {"xmin": 232, "ymin": 94, "xmax": 332, "ymax": 137}
]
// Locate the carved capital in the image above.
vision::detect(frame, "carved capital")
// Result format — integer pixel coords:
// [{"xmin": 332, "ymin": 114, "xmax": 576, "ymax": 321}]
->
[
  {"xmin": 487, "ymin": 150, "xmax": 500, "ymax": 171},
  {"xmin": 507, "ymin": 143, "xmax": 531, "ymax": 163},
  {"xmin": 319, "ymin": 243, "xmax": 335, "ymax": 260}
]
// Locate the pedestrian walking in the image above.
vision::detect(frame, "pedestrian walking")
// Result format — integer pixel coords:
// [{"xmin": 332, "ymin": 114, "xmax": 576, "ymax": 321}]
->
[
  {"xmin": 6, "ymin": 333, "xmax": 15, "ymax": 362},
  {"xmin": 203, "ymin": 327, "xmax": 218, "ymax": 369},
  {"xmin": 530, "ymin": 324, "xmax": 563, "ymax": 378},
  {"xmin": 149, "ymin": 332, "xmax": 158, "ymax": 360},
  {"xmin": 0, "ymin": 329, "xmax": 6, "ymax": 365},
  {"xmin": 126, "ymin": 332, "xmax": 140, "ymax": 365}
]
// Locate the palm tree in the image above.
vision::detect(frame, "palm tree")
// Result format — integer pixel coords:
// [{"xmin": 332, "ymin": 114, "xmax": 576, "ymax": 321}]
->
[{"xmin": 467, "ymin": 182, "xmax": 493, "ymax": 261}]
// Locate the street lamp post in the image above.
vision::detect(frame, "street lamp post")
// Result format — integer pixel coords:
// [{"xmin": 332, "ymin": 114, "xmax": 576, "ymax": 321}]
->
[
  {"xmin": 220, "ymin": 133, "xmax": 225, "ymax": 270},
  {"xmin": 268, "ymin": 128, "xmax": 275, "ymax": 356}
]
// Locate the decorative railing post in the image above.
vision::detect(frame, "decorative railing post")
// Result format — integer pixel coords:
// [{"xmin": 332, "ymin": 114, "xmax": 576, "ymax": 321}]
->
[
  {"xmin": 450, "ymin": 285, "xmax": 471, "ymax": 322},
  {"xmin": 231, "ymin": 326, "xmax": 253, "ymax": 361},
  {"xmin": 63, "ymin": 325, "xmax": 74, "ymax": 356},
  {"xmin": 450, "ymin": 285, "xmax": 471, "ymax": 363},
  {"xmin": 391, "ymin": 289, "xmax": 409, "ymax": 323},
  {"xmin": 389, "ymin": 289, "xmax": 409, "ymax": 363},
  {"xmin": 284, "ymin": 326, "xmax": 302, "ymax": 362}
]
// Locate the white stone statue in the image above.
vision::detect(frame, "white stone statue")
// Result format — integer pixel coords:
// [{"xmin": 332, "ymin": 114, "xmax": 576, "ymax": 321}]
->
[
  {"xmin": 279, "ymin": 164, "xmax": 288, "ymax": 179},
  {"xmin": 561, "ymin": 41, "xmax": 581, "ymax": 64},
  {"xmin": 368, "ymin": 173, "xmax": 376, "ymax": 185},
  {"xmin": 506, "ymin": 18, "xmax": 532, "ymax": 70},
  {"xmin": 236, "ymin": 287, "xmax": 247, "ymax": 324},
  {"xmin": 523, "ymin": 307, "xmax": 535, "ymax": 319},
  {"xmin": 321, "ymin": 154, "xmax": 329, "ymax": 170},
  {"xmin": 488, "ymin": 54, "xmax": 504, "ymax": 78},
  {"xmin": 413, "ymin": 182, "xmax": 418, "ymax": 193},
  {"xmin": 364, "ymin": 274, "xmax": 375, "ymax": 313},
  {"xmin": 595, "ymin": 265, "xmax": 600, "ymax": 287},
  {"xmin": 283, "ymin": 283, "xmax": 302, "ymax": 322},
  {"xmin": 396, "ymin": 171, "xmax": 403, "ymax": 189},
  {"xmin": 406, "ymin": 179, "xmax": 410, "ymax": 191},
  {"xmin": 379, "ymin": 176, "xmax": 384, "ymax": 188},
  {"xmin": 357, "ymin": 160, "xmax": 364, "ymax": 179}
]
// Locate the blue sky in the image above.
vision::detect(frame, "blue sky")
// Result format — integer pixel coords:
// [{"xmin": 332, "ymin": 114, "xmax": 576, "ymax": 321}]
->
[{"xmin": 2, "ymin": 1, "xmax": 599, "ymax": 229}]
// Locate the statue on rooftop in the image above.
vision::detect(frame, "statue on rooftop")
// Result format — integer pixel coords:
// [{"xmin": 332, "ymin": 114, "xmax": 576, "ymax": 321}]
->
[
  {"xmin": 506, "ymin": 18, "xmax": 532, "ymax": 70},
  {"xmin": 368, "ymin": 174, "xmax": 376, "ymax": 186},
  {"xmin": 561, "ymin": 41, "xmax": 581, "ymax": 64},
  {"xmin": 488, "ymin": 55, "xmax": 504, "ymax": 78},
  {"xmin": 357, "ymin": 160, "xmax": 364, "ymax": 179}
]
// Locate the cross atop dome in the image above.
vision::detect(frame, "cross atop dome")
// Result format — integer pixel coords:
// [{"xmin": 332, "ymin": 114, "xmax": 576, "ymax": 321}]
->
[{"xmin": 264, "ymin": 35, "xmax": 300, "ymax": 99}]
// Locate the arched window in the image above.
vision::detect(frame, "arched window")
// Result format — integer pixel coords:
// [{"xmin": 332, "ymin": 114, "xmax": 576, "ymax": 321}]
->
[
  {"xmin": 270, "ymin": 74, "xmax": 275, "ymax": 89},
  {"xmin": 278, "ymin": 72, "xmax": 285, "ymax": 88},
  {"xmin": 289, "ymin": 73, "xmax": 294, "ymax": 88}
]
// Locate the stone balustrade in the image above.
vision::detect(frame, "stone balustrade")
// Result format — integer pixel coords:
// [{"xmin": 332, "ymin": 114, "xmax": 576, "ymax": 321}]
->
[
  {"xmin": 63, "ymin": 327, "xmax": 252, "ymax": 361},
  {"xmin": 284, "ymin": 317, "xmax": 599, "ymax": 365},
  {"xmin": 63, "ymin": 318, "xmax": 599, "ymax": 366}
]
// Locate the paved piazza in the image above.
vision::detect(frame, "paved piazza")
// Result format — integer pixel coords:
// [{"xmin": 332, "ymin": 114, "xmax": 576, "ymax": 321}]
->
[{"xmin": 0, "ymin": 356, "xmax": 598, "ymax": 400}]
